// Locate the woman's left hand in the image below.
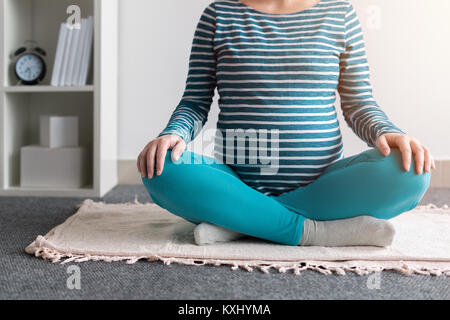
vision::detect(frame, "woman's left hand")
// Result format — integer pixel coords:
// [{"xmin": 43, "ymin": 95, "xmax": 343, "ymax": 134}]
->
[{"xmin": 376, "ymin": 133, "xmax": 435, "ymax": 174}]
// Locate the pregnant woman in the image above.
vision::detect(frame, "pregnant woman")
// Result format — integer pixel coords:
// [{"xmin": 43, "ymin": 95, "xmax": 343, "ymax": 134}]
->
[{"xmin": 137, "ymin": 0, "xmax": 434, "ymax": 247}]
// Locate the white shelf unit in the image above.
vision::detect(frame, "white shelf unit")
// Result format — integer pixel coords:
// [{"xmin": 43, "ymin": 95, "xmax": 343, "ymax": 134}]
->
[
  {"xmin": 4, "ymin": 85, "xmax": 94, "ymax": 93},
  {"xmin": 0, "ymin": 0, "xmax": 118, "ymax": 197}
]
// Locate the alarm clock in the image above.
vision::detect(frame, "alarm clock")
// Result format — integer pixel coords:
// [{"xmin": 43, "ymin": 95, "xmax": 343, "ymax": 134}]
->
[{"xmin": 11, "ymin": 40, "xmax": 46, "ymax": 85}]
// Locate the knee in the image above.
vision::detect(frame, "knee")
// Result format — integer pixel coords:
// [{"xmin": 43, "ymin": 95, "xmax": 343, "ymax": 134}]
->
[
  {"xmin": 371, "ymin": 148, "xmax": 431, "ymax": 208},
  {"xmin": 141, "ymin": 149, "xmax": 189, "ymax": 190},
  {"xmin": 141, "ymin": 150, "xmax": 212, "ymax": 203},
  {"xmin": 141, "ymin": 150, "xmax": 184, "ymax": 202},
  {"xmin": 385, "ymin": 148, "xmax": 430, "ymax": 189},
  {"xmin": 141, "ymin": 150, "xmax": 205, "ymax": 223}
]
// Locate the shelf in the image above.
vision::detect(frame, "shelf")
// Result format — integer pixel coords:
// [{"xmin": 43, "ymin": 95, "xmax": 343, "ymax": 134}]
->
[
  {"xmin": 0, "ymin": 185, "xmax": 96, "ymax": 197},
  {"xmin": 3, "ymin": 85, "xmax": 94, "ymax": 93},
  {"xmin": 0, "ymin": 0, "xmax": 118, "ymax": 197}
]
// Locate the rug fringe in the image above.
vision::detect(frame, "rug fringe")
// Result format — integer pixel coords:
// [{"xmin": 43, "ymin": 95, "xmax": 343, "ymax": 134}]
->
[
  {"xmin": 29, "ymin": 245, "xmax": 450, "ymax": 276},
  {"xmin": 51, "ymin": 199, "xmax": 450, "ymax": 276}
]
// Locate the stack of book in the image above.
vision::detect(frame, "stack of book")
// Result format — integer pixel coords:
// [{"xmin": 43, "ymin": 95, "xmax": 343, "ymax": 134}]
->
[{"xmin": 51, "ymin": 16, "xmax": 93, "ymax": 86}]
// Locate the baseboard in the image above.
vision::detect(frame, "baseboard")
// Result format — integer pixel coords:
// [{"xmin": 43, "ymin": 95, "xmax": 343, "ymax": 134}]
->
[
  {"xmin": 118, "ymin": 160, "xmax": 143, "ymax": 185},
  {"xmin": 429, "ymin": 160, "xmax": 450, "ymax": 188},
  {"xmin": 118, "ymin": 159, "xmax": 450, "ymax": 187}
]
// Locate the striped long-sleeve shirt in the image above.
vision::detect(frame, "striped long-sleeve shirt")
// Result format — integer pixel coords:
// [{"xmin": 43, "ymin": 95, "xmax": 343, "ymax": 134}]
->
[{"xmin": 158, "ymin": 0, "xmax": 405, "ymax": 196}]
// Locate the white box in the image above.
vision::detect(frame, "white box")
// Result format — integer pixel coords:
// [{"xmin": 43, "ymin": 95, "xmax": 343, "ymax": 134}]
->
[
  {"xmin": 20, "ymin": 145, "xmax": 86, "ymax": 188},
  {"xmin": 40, "ymin": 115, "xmax": 79, "ymax": 148}
]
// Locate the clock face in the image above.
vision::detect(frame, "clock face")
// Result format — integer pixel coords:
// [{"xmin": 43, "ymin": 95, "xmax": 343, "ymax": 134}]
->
[{"xmin": 15, "ymin": 53, "xmax": 44, "ymax": 82}]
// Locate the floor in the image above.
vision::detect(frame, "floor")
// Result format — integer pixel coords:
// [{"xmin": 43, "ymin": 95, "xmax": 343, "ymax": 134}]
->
[{"xmin": 0, "ymin": 186, "xmax": 449, "ymax": 300}]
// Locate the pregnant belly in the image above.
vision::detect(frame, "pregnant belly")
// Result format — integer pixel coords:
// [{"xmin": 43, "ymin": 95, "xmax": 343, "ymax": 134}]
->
[{"xmin": 212, "ymin": 121, "xmax": 345, "ymax": 195}]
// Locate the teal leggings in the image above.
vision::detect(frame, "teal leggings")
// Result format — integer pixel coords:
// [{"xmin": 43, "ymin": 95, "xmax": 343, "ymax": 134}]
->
[{"xmin": 142, "ymin": 148, "xmax": 431, "ymax": 246}]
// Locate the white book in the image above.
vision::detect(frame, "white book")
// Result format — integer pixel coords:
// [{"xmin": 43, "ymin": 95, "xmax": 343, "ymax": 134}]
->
[
  {"xmin": 71, "ymin": 18, "xmax": 87, "ymax": 86},
  {"xmin": 77, "ymin": 18, "xmax": 88, "ymax": 86},
  {"xmin": 50, "ymin": 23, "xmax": 67, "ymax": 86},
  {"xmin": 65, "ymin": 24, "xmax": 81, "ymax": 86},
  {"xmin": 59, "ymin": 23, "xmax": 73, "ymax": 86},
  {"xmin": 79, "ymin": 16, "xmax": 93, "ymax": 86}
]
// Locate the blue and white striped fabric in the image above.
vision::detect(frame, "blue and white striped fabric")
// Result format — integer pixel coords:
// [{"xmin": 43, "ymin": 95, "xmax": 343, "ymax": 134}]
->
[{"xmin": 158, "ymin": 0, "xmax": 405, "ymax": 196}]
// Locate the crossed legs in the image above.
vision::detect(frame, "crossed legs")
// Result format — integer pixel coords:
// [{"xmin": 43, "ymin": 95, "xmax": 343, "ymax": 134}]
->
[{"xmin": 142, "ymin": 148, "xmax": 430, "ymax": 246}]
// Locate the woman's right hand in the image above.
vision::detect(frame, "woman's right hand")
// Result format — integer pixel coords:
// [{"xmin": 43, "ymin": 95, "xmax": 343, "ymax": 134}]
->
[{"xmin": 137, "ymin": 134, "xmax": 186, "ymax": 179}]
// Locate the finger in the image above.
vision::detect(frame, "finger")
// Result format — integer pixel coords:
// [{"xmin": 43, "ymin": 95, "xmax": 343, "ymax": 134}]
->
[
  {"xmin": 431, "ymin": 157, "xmax": 436, "ymax": 170},
  {"xmin": 140, "ymin": 150, "xmax": 149, "ymax": 178},
  {"xmin": 171, "ymin": 140, "xmax": 185, "ymax": 161},
  {"xmin": 397, "ymin": 137, "xmax": 412, "ymax": 172},
  {"xmin": 138, "ymin": 142, "xmax": 152, "ymax": 176},
  {"xmin": 423, "ymin": 146, "xmax": 431, "ymax": 173},
  {"xmin": 137, "ymin": 153, "xmax": 141, "ymax": 172},
  {"xmin": 147, "ymin": 143, "xmax": 157, "ymax": 179},
  {"xmin": 410, "ymin": 140, "xmax": 424, "ymax": 174},
  {"xmin": 156, "ymin": 141, "xmax": 169, "ymax": 176},
  {"xmin": 137, "ymin": 153, "xmax": 145, "ymax": 177},
  {"xmin": 376, "ymin": 134, "xmax": 391, "ymax": 156}
]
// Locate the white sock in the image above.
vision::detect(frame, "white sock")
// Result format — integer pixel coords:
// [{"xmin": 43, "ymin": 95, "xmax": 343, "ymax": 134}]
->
[
  {"xmin": 194, "ymin": 222, "xmax": 246, "ymax": 245},
  {"xmin": 193, "ymin": 216, "xmax": 395, "ymax": 247},
  {"xmin": 299, "ymin": 216, "xmax": 396, "ymax": 247}
]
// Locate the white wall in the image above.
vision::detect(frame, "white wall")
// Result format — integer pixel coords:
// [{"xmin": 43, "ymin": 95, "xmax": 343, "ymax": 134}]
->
[{"xmin": 119, "ymin": 0, "xmax": 450, "ymax": 160}]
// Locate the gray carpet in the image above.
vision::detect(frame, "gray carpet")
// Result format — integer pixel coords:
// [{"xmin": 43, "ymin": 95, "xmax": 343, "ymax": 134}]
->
[{"xmin": 0, "ymin": 186, "xmax": 449, "ymax": 300}]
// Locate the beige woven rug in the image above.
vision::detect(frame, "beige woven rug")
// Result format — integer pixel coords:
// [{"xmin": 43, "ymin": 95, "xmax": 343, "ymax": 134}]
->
[{"xmin": 25, "ymin": 199, "xmax": 450, "ymax": 276}]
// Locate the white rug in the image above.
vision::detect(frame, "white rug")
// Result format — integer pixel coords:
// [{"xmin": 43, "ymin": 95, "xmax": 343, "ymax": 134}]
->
[{"xmin": 26, "ymin": 199, "xmax": 450, "ymax": 276}]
